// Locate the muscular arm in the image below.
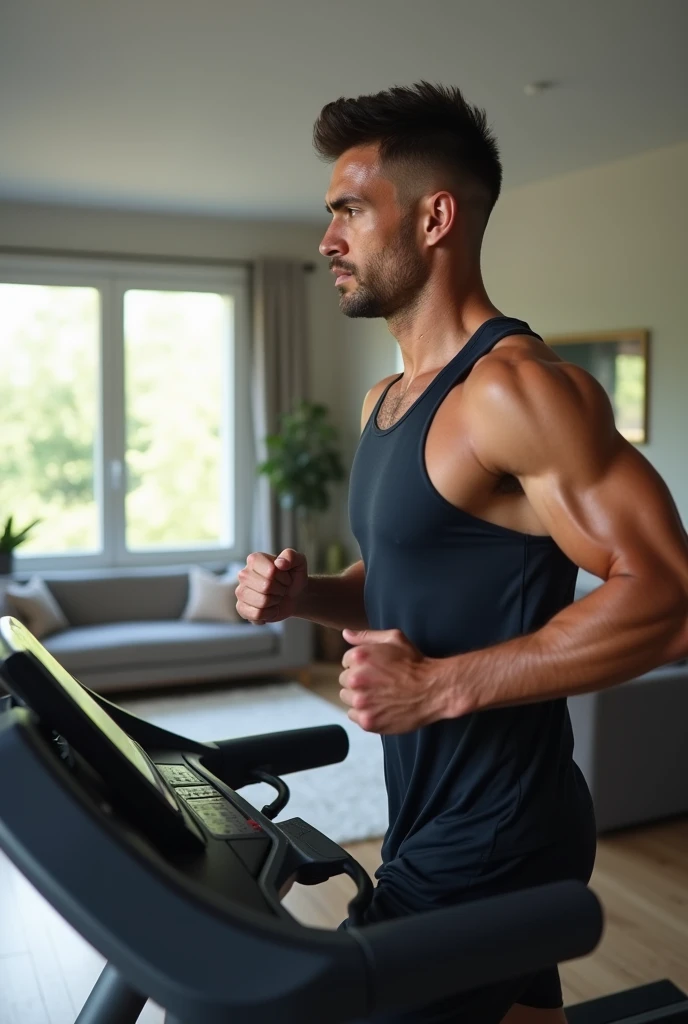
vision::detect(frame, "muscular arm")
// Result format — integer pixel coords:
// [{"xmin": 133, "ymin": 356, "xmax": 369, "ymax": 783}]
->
[
  {"xmin": 294, "ymin": 559, "xmax": 369, "ymax": 630},
  {"xmin": 437, "ymin": 354, "xmax": 688, "ymax": 716}
]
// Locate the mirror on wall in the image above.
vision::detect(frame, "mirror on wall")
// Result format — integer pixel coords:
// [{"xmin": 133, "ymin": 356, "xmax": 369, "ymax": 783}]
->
[{"xmin": 545, "ymin": 328, "xmax": 650, "ymax": 444}]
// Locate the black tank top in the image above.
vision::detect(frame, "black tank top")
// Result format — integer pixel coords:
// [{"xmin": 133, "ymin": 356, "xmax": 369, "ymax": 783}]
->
[{"xmin": 348, "ymin": 316, "xmax": 594, "ymax": 911}]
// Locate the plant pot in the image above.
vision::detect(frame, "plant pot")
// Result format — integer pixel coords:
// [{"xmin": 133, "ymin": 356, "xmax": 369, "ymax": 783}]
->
[{"xmin": 0, "ymin": 551, "xmax": 13, "ymax": 577}]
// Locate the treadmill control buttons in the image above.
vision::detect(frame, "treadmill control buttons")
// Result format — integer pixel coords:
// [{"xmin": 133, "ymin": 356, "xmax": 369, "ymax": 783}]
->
[
  {"xmin": 175, "ymin": 786, "xmax": 216, "ymax": 800},
  {"xmin": 183, "ymin": 797, "xmax": 259, "ymax": 838},
  {"xmin": 155, "ymin": 767, "xmax": 264, "ymax": 839},
  {"xmin": 156, "ymin": 765, "xmax": 201, "ymax": 787}
]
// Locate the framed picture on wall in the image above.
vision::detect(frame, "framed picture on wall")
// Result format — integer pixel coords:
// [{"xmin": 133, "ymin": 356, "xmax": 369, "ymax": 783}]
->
[{"xmin": 545, "ymin": 328, "xmax": 650, "ymax": 444}]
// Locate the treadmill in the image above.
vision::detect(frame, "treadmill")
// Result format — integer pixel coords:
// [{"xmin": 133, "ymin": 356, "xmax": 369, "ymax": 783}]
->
[{"xmin": 0, "ymin": 615, "xmax": 682, "ymax": 1024}]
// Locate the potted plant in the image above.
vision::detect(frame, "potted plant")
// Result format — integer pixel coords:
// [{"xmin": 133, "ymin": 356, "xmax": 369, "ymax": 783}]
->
[
  {"xmin": 0, "ymin": 515, "xmax": 41, "ymax": 576},
  {"xmin": 258, "ymin": 401, "xmax": 345, "ymax": 570}
]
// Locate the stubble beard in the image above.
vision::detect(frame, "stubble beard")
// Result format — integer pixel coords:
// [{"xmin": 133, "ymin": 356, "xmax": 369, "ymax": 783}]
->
[{"xmin": 339, "ymin": 218, "xmax": 428, "ymax": 320}]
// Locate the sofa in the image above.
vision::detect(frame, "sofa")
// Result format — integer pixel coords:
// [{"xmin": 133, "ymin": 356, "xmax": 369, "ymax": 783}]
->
[
  {"xmin": 0, "ymin": 566, "xmax": 313, "ymax": 694},
  {"xmin": 569, "ymin": 571, "xmax": 688, "ymax": 833}
]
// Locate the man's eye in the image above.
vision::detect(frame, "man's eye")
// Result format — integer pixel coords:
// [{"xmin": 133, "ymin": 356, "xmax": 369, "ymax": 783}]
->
[{"xmin": 347, "ymin": 208, "xmax": 358, "ymax": 217}]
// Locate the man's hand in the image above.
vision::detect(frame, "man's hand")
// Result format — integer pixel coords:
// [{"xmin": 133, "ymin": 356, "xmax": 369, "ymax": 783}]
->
[
  {"xmin": 235, "ymin": 549, "xmax": 308, "ymax": 624},
  {"xmin": 339, "ymin": 628, "xmax": 445, "ymax": 734}
]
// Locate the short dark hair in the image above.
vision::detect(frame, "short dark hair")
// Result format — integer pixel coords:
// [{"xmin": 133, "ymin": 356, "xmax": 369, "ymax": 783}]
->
[{"xmin": 313, "ymin": 81, "xmax": 502, "ymax": 213}]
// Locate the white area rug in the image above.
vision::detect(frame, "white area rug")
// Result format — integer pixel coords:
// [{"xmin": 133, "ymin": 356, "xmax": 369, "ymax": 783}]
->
[{"xmin": 120, "ymin": 682, "xmax": 388, "ymax": 844}]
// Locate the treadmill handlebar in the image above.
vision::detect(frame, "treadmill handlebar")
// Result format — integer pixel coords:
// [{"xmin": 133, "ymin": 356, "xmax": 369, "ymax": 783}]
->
[
  {"xmin": 358, "ymin": 880, "xmax": 603, "ymax": 1015},
  {"xmin": 202, "ymin": 724, "xmax": 350, "ymax": 789}
]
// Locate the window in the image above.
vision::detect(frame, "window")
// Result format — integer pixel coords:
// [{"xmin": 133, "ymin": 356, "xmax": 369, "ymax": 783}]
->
[
  {"xmin": 0, "ymin": 257, "xmax": 251, "ymax": 570},
  {"xmin": 0, "ymin": 282, "xmax": 101, "ymax": 556}
]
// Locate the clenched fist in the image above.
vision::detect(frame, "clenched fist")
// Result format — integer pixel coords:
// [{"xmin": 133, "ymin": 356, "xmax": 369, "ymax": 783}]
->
[{"xmin": 235, "ymin": 548, "xmax": 308, "ymax": 625}]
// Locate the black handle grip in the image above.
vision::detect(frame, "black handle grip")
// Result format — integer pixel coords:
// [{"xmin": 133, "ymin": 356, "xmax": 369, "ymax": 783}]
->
[
  {"xmin": 201, "ymin": 725, "xmax": 349, "ymax": 790},
  {"xmin": 341, "ymin": 858, "xmax": 374, "ymax": 928},
  {"xmin": 277, "ymin": 816, "xmax": 375, "ymax": 926},
  {"xmin": 358, "ymin": 880, "xmax": 603, "ymax": 1018},
  {"xmin": 251, "ymin": 769, "xmax": 291, "ymax": 819}
]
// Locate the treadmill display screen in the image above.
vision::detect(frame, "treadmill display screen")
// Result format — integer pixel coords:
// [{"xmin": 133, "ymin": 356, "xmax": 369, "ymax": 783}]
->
[{"xmin": 0, "ymin": 617, "xmax": 177, "ymax": 810}]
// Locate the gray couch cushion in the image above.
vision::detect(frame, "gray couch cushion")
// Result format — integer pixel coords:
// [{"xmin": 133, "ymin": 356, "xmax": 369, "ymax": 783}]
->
[
  {"xmin": 44, "ymin": 620, "xmax": 277, "ymax": 672},
  {"xmin": 38, "ymin": 564, "xmax": 245, "ymax": 626},
  {"xmin": 45, "ymin": 572, "xmax": 191, "ymax": 624}
]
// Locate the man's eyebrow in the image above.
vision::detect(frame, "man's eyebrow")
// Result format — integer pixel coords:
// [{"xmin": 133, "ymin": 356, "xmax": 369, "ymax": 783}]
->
[{"xmin": 324, "ymin": 194, "xmax": 367, "ymax": 213}]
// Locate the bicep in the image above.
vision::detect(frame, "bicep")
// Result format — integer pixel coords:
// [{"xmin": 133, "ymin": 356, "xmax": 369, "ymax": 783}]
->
[
  {"xmin": 523, "ymin": 439, "xmax": 688, "ymax": 587},
  {"xmin": 470, "ymin": 358, "xmax": 688, "ymax": 590}
]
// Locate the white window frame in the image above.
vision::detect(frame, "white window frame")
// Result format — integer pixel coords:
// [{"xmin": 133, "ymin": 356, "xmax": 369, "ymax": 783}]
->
[{"xmin": 0, "ymin": 255, "xmax": 253, "ymax": 572}]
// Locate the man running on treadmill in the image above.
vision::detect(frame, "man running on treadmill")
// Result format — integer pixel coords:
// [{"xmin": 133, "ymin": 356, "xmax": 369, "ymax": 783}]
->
[{"xmin": 235, "ymin": 83, "xmax": 688, "ymax": 1024}]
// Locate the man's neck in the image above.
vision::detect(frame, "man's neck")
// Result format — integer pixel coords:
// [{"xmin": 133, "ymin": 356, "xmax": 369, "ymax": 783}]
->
[{"xmin": 390, "ymin": 281, "xmax": 503, "ymax": 381}]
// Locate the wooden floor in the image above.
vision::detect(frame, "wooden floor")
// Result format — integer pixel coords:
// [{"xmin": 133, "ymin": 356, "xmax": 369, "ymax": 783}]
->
[{"xmin": 0, "ymin": 664, "xmax": 685, "ymax": 1022}]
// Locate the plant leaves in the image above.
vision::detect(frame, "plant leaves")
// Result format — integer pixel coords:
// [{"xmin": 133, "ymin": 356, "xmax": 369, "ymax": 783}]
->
[
  {"xmin": 256, "ymin": 400, "xmax": 344, "ymax": 513},
  {"xmin": 0, "ymin": 516, "xmax": 41, "ymax": 552}
]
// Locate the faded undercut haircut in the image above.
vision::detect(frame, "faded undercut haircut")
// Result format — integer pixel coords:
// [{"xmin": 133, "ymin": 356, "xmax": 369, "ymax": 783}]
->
[{"xmin": 313, "ymin": 81, "xmax": 502, "ymax": 217}]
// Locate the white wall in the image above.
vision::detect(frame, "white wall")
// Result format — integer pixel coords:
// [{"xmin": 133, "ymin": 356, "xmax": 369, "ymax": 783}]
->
[
  {"xmin": 331, "ymin": 138, "xmax": 688, "ymax": 554},
  {"xmin": 0, "ymin": 200, "xmax": 348, "ymax": 553},
  {"xmin": 484, "ymin": 138, "xmax": 688, "ymax": 523}
]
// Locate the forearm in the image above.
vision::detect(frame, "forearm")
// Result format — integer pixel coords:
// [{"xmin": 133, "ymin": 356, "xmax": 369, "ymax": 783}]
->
[
  {"xmin": 293, "ymin": 560, "xmax": 369, "ymax": 631},
  {"xmin": 437, "ymin": 574, "xmax": 688, "ymax": 718}
]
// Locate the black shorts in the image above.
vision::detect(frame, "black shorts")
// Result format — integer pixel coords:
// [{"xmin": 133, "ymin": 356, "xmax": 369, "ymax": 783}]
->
[{"xmin": 339, "ymin": 833, "xmax": 597, "ymax": 1024}]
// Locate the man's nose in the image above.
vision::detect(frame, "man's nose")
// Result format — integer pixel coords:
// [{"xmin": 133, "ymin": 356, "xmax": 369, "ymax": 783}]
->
[{"xmin": 319, "ymin": 224, "xmax": 348, "ymax": 259}]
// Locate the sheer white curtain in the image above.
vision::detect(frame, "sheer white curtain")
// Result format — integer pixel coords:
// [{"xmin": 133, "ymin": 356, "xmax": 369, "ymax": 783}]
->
[{"xmin": 251, "ymin": 258, "xmax": 310, "ymax": 556}]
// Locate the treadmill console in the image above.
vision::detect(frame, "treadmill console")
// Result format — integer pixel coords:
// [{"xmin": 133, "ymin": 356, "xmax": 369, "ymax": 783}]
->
[{"xmin": 0, "ymin": 615, "xmax": 364, "ymax": 923}]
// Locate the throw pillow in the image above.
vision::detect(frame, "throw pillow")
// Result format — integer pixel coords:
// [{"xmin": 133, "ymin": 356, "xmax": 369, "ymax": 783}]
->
[
  {"xmin": 5, "ymin": 576, "xmax": 70, "ymax": 639},
  {"xmin": 181, "ymin": 566, "xmax": 242, "ymax": 624}
]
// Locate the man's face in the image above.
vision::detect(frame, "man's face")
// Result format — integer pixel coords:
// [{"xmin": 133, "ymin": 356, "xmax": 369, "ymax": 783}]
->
[{"xmin": 319, "ymin": 145, "xmax": 429, "ymax": 318}]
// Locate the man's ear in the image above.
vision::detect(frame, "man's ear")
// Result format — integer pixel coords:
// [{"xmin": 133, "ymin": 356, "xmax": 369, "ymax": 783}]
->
[{"xmin": 423, "ymin": 191, "xmax": 457, "ymax": 246}]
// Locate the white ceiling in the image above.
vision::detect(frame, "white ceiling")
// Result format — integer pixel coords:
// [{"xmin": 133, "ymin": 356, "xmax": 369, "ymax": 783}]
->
[{"xmin": 1, "ymin": 0, "xmax": 686, "ymax": 222}]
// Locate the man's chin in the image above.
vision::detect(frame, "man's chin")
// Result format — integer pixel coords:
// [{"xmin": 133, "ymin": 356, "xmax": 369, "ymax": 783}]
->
[
  {"xmin": 340, "ymin": 293, "xmax": 383, "ymax": 319},
  {"xmin": 341, "ymin": 305, "xmax": 381, "ymax": 319}
]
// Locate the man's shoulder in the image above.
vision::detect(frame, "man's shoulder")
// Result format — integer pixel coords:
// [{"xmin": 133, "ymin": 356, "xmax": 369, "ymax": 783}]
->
[
  {"xmin": 367, "ymin": 373, "xmax": 402, "ymax": 399},
  {"xmin": 463, "ymin": 333, "xmax": 616, "ymax": 472},
  {"xmin": 466, "ymin": 333, "xmax": 596, "ymax": 407},
  {"xmin": 360, "ymin": 373, "xmax": 401, "ymax": 432},
  {"xmin": 477, "ymin": 332, "xmax": 557, "ymax": 373}
]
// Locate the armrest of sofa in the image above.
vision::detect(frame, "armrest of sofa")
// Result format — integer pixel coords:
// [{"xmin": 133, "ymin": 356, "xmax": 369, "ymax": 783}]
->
[{"xmin": 569, "ymin": 662, "xmax": 688, "ymax": 832}]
